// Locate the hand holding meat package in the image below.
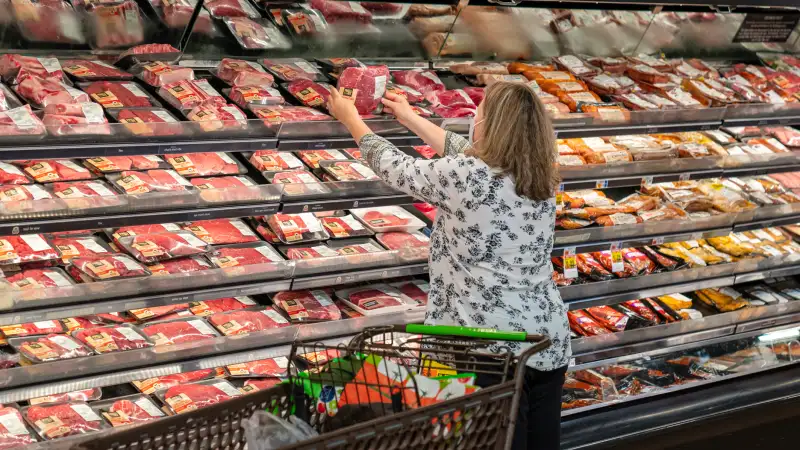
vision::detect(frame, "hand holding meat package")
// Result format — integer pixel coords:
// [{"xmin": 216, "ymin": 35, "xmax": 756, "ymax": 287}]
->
[{"xmin": 337, "ymin": 65, "xmax": 389, "ymax": 114}]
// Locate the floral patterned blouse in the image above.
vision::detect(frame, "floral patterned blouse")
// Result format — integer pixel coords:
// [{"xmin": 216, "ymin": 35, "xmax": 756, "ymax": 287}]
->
[{"xmin": 360, "ymin": 131, "xmax": 571, "ymax": 370}]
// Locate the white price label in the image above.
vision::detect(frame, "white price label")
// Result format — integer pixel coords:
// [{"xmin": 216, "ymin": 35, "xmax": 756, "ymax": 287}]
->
[{"xmin": 20, "ymin": 234, "xmax": 53, "ymax": 252}]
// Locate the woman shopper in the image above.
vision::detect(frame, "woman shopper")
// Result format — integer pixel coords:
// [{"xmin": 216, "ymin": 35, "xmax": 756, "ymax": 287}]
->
[{"xmin": 327, "ymin": 81, "xmax": 571, "ymax": 450}]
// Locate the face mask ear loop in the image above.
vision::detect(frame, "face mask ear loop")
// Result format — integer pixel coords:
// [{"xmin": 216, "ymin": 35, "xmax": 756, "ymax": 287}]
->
[{"xmin": 469, "ymin": 119, "xmax": 485, "ymax": 145}]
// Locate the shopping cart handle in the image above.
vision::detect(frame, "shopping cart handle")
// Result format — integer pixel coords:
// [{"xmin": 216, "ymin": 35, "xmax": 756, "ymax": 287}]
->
[{"xmin": 400, "ymin": 324, "xmax": 543, "ymax": 342}]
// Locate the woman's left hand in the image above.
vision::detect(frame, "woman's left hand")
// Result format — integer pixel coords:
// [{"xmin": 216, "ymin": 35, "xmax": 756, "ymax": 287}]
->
[{"xmin": 327, "ymin": 88, "xmax": 360, "ymax": 126}]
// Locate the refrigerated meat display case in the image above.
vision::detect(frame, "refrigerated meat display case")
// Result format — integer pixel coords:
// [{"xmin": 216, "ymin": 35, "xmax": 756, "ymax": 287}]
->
[{"xmin": 1, "ymin": 0, "xmax": 800, "ymax": 448}]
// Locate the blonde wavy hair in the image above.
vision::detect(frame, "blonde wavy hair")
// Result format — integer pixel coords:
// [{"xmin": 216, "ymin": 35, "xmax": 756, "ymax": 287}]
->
[{"xmin": 466, "ymin": 81, "xmax": 559, "ymax": 201}]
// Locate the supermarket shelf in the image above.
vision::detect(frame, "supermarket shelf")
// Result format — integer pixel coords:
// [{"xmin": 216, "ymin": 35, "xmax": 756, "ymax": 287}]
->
[
  {"xmin": 0, "ymin": 308, "xmax": 426, "ymax": 401},
  {"xmin": 278, "ymin": 135, "xmax": 424, "ymax": 151},
  {"xmin": 292, "ymin": 262, "xmax": 429, "ymax": 290},
  {"xmin": 735, "ymin": 263, "xmax": 800, "ymax": 283}
]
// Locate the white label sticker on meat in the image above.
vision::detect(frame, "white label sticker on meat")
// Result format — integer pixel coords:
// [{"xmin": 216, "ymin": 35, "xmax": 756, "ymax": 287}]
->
[
  {"xmin": 33, "ymin": 320, "xmax": 58, "ymax": 329},
  {"xmin": 62, "ymin": 84, "xmax": 86, "ymax": 101},
  {"xmin": 234, "ymin": 176, "xmax": 255, "ymax": 186},
  {"xmin": 410, "ymin": 231, "xmax": 430, "ymax": 242},
  {"xmin": 142, "ymin": 155, "xmax": 162, "ymax": 164},
  {"xmin": 213, "ymin": 381, "xmax": 242, "ymax": 397},
  {"xmin": 57, "ymin": 160, "xmax": 89, "ymax": 173},
  {"xmin": 351, "ymin": 163, "xmax": 376, "ymax": 178},
  {"xmin": 165, "ymin": 170, "xmax": 191, "ymax": 186},
  {"xmin": 719, "ymin": 287, "xmax": 742, "ymax": 299},
  {"xmin": 312, "ymin": 245, "xmax": 339, "ymax": 257},
  {"xmin": 194, "ymin": 79, "xmax": 221, "ymax": 97},
  {"xmin": 151, "ymin": 110, "xmax": 178, "ymax": 123},
  {"xmin": 134, "ymin": 398, "xmax": 165, "ymax": 417},
  {"xmin": 27, "ymin": 184, "xmax": 51, "ymax": 200},
  {"xmin": 163, "ymin": 223, "xmax": 182, "ymax": 231},
  {"xmin": 311, "ymin": 290, "xmax": 333, "ymax": 306},
  {"xmin": 279, "ymin": 153, "xmax": 304, "ymax": 169},
  {"xmin": 182, "ymin": 233, "xmax": 208, "ymax": 248},
  {"xmin": 81, "ymin": 103, "xmax": 105, "ymax": 124},
  {"xmin": 43, "ymin": 271, "xmax": 72, "ymax": 286},
  {"xmin": 296, "ymin": 213, "xmax": 323, "ymax": 233},
  {"xmin": 340, "ymin": 215, "xmax": 365, "ymax": 230},
  {"xmin": 255, "ymin": 245, "xmax": 282, "ymax": 261},
  {"xmin": 245, "ymin": 61, "xmax": 265, "ymax": 72},
  {"xmin": 261, "ymin": 308, "xmax": 289, "ymax": 324},
  {"xmin": 294, "ymin": 61, "xmax": 319, "ymax": 74},
  {"xmin": 37, "ymin": 57, "xmax": 62, "ymax": 74},
  {"xmin": 188, "ymin": 319, "xmax": 216, "ymax": 335},
  {"xmin": 0, "ymin": 412, "xmax": 29, "ymax": 436},
  {"xmin": 216, "ymin": 152, "xmax": 237, "ymax": 165},
  {"xmin": 348, "ymin": 1, "xmax": 368, "ymax": 13},
  {"xmin": 0, "ymin": 162, "xmax": 24, "ymax": 176},
  {"xmin": 221, "ymin": 106, "xmax": 246, "ymax": 121},
  {"xmin": 87, "ymin": 182, "xmax": 115, "ymax": 197},
  {"xmin": 753, "ymin": 229, "xmax": 774, "ymax": 242},
  {"xmin": 49, "ymin": 334, "xmax": 82, "ymax": 350},
  {"xmin": 20, "ymin": 234, "xmax": 52, "ymax": 252},
  {"xmin": 6, "ymin": 106, "xmax": 37, "ymax": 129},
  {"xmin": 358, "ymin": 243, "xmax": 383, "ymax": 253},
  {"xmin": 420, "ymin": 71, "xmax": 441, "ymax": 84},
  {"xmin": 114, "ymin": 256, "xmax": 143, "ymax": 271},
  {"xmin": 235, "ymin": 296, "xmax": 256, "ymax": 305},
  {"xmin": 608, "ymin": 213, "xmax": 638, "ymax": 225},
  {"xmin": 231, "ymin": 219, "xmax": 256, "ymax": 236},
  {"xmin": 70, "ymin": 404, "xmax": 101, "ymax": 422},
  {"xmin": 272, "ymin": 356, "xmax": 289, "ymax": 368},
  {"xmin": 374, "ymin": 75, "xmax": 387, "ymax": 98},
  {"xmin": 117, "ymin": 326, "xmax": 145, "ymax": 341}
]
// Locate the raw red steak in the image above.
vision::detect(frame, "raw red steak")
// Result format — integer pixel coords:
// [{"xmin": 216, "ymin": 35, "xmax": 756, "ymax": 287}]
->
[
  {"xmin": 159, "ymin": 79, "xmax": 224, "ymax": 110},
  {"xmin": 0, "ymin": 162, "xmax": 31, "ymax": 184},
  {"xmin": 206, "ymin": 0, "xmax": 258, "ymax": 17},
  {"xmin": 112, "ymin": 170, "xmax": 191, "ymax": 194},
  {"xmin": 229, "ymin": 85, "xmax": 284, "ymax": 108},
  {"xmin": 183, "ymin": 219, "xmax": 259, "ymax": 245},
  {"xmin": 347, "ymin": 285, "xmax": 406, "ymax": 310},
  {"xmin": 70, "ymin": 254, "xmax": 150, "ymax": 281},
  {"xmin": 189, "ymin": 296, "xmax": 257, "ymax": 316},
  {"xmin": 297, "ymin": 150, "xmax": 348, "ymax": 169},
  {"xmin": 0, "ymin": 319, "xmax": 65, "ymax": 338},
  {"xmin": 15, "ymin": 74, "xmax": 87, "ymax": 107},
  {"xmin": 6, "ymin": 269, "xmax": 74, "ymax": 290},
  {"xmin": 74, "ymin": 325, "xmax": 151, "ymax": 353},
  {"xmin": 42, "ymin": 104, "xmax": 111, "ymax": 136},
  {"xmin": 83, "ymin": 81, "xmax": 152, "ymax": 108},
  {"xmin": 120, "ymin": 232, "xmax": 208, "ymax": 263},
  {"xmin": 376, "ymin": 231, "xmax": 430, "ymax": 260},
  {"xmin": 21, "ymin": 160, "xmax": 93, "ymax": 183},
  {"xmin": 162, "ymin": 4, "xmax": 214, "ymax": 34},
  {"xmin": 0, "ymin": 55, "xmax": 63, "ymax": 82},
  {"xmin": 128, "ymin": 303, "xmax": 190, "ymax": 321},
  {"xmin": 414, "ymin": 146, "xmax": 436, "ymax": 159},
  {"xmin": 84, "ymin": 155, "xmax": 164, "ymax": 173},
  {"xmin": 187, "ymin": 102, "xmax": 248, "ymax": 132},
  {"xmin": 26, "ymin": 403, "xmax": 103, "ymax": 439},
  {"xmin": 311, "ymin": 0, "xmax": 372, "ymax": 23},
  {"xmin": 133, "ymin": 368, "xmax": 218, "ymax": 394},
  {"xmin": 425, "ymin": 89, "xmax": 475, "ymax": 108},
  {"xmin": 320, "ymin": 215, "xmax": 372, "ymax": 238},
  {"xmin": 0, "ymin": 105, "xmax": 46, "ymax": 136},
  {"xmin": 208, "ymin": 308, "xmax": 290, "ymax": 336},
  {"xmin": 285, "ymin": 245, "xmax": 338, "ymax": 260},
  {"xmin": 147, "ymin": 256, "xmax": 212, "ymax": 277},
  {"xmin": 250, "ymin": 150, "xmax": 304, "ymax": 172},
  {"xmin": 253, "ymin": 105, "xmax": 331, "ymax": 127},
  {"xmin": 62, "ymin": 316, "xmax": 106, "ymax": 332},
  {"xmin": 217, "ymin": 58, "xmax": 273, "ymax": 85},
  {"xmin": 141, "ymin": 319, "xmax": 218, "ymax": 346},
  {"xmin": 140, "ymin": 62, "xmax": 194, "ymax": 87},
  {"xmin": 89, "ymin": 1, "xmax": 144, "ymax": 48},
  {"xmin": 323, "ymin": 161, "xmax": 379, "ymax": 181},
  {"xmin": 391, "ymin": 70, "xmax": 445, "ymax": 94},
  {"xmin": 209, "ymin": 244, "xmax": 284, "ymax": 267},
  {"xmin": 266, "ymin": 213, "xmax": 326, "ymax": 243},
  {"xmin": 104, "ymin": 397, "xmax": 164, "ymax": 427},
  {"xmin": 51, "ymin": 180, "xmax": 117, "ymax": 199},
  {"xmin": 386, "ymin": 83, "xmax": 425, "ymax": 104},
  {"xmin": 163, "ymin": 382, "xmax": 240, "ymax": 414},
  {"xmin": 29, "ymin": 389, "xmax": 102, "ymax": 405},
  {"xmin": 0, "ymin": 406, "xmax": 36, "ymax": 448},
  {"xmin": 53, "ymin": 236, "xmax": 111, "ymax": 263},
  {"xmin": 62, "ymin": 60, "xmax": 132, "ymax": 80},
  {"xmin": 226, "ymin": 356, "xmax": 288, "ymax": 377},
  {"xmin": 242, "ymin": 378, "xmax": 282, "ymax": 393},
  {"xmin": 337, "ymin": 66, "xmax": 389, "ymax": 114},
  {"xmin": 18, "ymin": 334, "xmax": 93, "ymax": 363},
  {"xmin": 262, "ymin": 58, "xmax": 324, "ymax": 82},
  {"xmin": 190, "ymin": 175, "xmax": 255, "ymax": 190},
  {"xmin": 112, "ymin": 223, "xmax": 182, "ymax": 246},
  {"xmin": 116, "ymin": 109, "xmax": 185, "ymax": 137},
  {"xmin": 354, "ymin": 207, "xmax": 422, "ymax": 231},
  {"xmin": 166, "ymin": 152, "xmax": 241, "ymax": 177},
  {"xmin": 463, "ymin": 87, "xmax": 485, "ymax": 105},
  {"xmin": 119, "ymin": 43, "xmax": 179, "ymax": 57},
  {"xmin": 393, "ymin": 280, "xmax": 429, "ymax": 306},
  {"xmin": 0, "ymin": 185, "xmax": 51, "ymax": 205},
  {"xmin": 273, "ymin": 289, "xmax": 341, "ymax": 321},
  {"xmin": 0, "ymin": 234, "xmax": 58, "ymax": 265},
  {"xmin": 286, "ymin": 79, "xmax": 332, "ymax": 108}
]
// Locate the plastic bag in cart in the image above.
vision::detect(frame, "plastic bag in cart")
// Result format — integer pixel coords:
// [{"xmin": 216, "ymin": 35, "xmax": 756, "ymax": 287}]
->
[{"xmin": 241, "ymin": 412, "xmax": 318, "ymax": 450}]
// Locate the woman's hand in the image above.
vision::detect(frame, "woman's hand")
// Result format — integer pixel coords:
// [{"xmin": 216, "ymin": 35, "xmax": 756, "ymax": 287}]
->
[
  {"xmin": 327, "ymin": 88, "xmax": 360, "ymax": 127},
  {"xmin": 381, "ymin": 92, "xmax": 416, "ymax": 126}
]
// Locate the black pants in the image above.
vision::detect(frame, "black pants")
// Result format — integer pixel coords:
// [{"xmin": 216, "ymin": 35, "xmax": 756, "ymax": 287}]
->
[{"xmin": 477, "ymin": 363, "xmax": 568, "ymax": 450}]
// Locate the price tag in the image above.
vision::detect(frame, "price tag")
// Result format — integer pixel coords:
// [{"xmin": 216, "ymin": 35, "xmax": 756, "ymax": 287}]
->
[
  {"xmin": 595, "ymin": 180, "xmax": 608, "ymax": 189},
  {"xmin": 679, "ymin": 173, "xmax": 690, "ymax": 181},
  {"xmin": 651, "ymin": 236, "xmax": 665, "ymax": 245},
  {"xmin": 641, "ymin": 176, "xmax": 653, "ymax": 187},
  {"xmin": 563, "ymin": 247, "xmax": 578, "ymax": 279},
  {"xmin": 610, "ymin": 242, "xmax": 624, "ymax": 273}
]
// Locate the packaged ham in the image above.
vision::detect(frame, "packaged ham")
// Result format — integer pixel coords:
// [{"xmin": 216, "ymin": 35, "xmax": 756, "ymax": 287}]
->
[
  {"xmin": 82, "ymin": 81, "xmax": 154, "ymax": 108},
  {"xmin": 68, "ymin": 254, "xmax": 151, "ymax": 282},
  {"xmin": 108, "ymin": 170, "xmax": 192, "ymax": 194},
  {"xmin": 321, "ymin": 214, "xmax": 374, "ymax": 238},
  {"xmin": 391, "ymin": 69, "xmax": 445, "ymax": 94},
  {"xmin": 73, "ymin": 324, "xmax": 152, "ymax": 354},
  {"xmin": 139, "ymin": 62, "xmax": 194, "ymax": 87},
  {"xmin": 24, "ymin": 402, "xmax": 104, "ymax": 440},
  {"xmin": 272, "ymin": 289, "xmax": 340, "ymax": 322},
  {"xmin": 226, "ymin": 356, "xmax": 288, "ymax": 378},
  {"xmin": 208, "ymin": 243, "xmax": 284, "ymax": 268},
  {"xmin": 335, "ymin": 283, "xmax": 414, "ymax": 315},
  {"xmin": 567, "ymin": 310, "xmax": 612, "ymax": 337},
  {"xmin": 0, "ymin": 320, "xmax": 65, "ymax": 338},
  {"xmin": 113, "ymin": 108, "xmax": 185, "ymax": 137},
  {"xmin": 157, "ymin": 380, "xmax": 241, "ymax": 414},
  {"xmin": 216, "ymin": 58, "xmax": 272, "ymax": 86},
  {"xmin": 117, "ymin": 231, "xmax": 209, "ymax": 263},
  {"xmin": 266, "ymin": 213, "xmax": 329, "ymax": 244},
  {"xmin": 93, "ymin": 394, "xmax": 165, "ymax": 427},
  {"xmin": 187, "ymin": 102, "xmax": 248, "ymax": 133},
  {"xmin": 285, "ymin": 79, "xmax": 333, "ymax": 109},
  {"xmin": 53, "ymin": 236, "xmax": 113, "ymax": 263},
  {"xmin": 224, "ymin": 17, "xmax": 290, "ymax": 50},
  {"xmin": 159, "ymin": 79, "xmax": 224, "ymax": 110},
  {"xmin": 320, "ymin": 161, "xmax": 379, "ymax": 181},
  {"xmin": 208, "ymin": 307, "xmax": 290, "ymax": 336},
  {"xmin": 261, "ymin": 58, "xmax": 325, "ymax": 82},
  {"xmin": 146, "ymin": 256, "xmax": 213, "ymax": 277},
  {"xmin": 189, "ymin": 296, "xmax": 257, "ymax": 317},
  {"xmin": 132, "ymin": 368, "xmax": 220, "ymax": 395},
  {"xmin": 586, "ymin": 306, "xmax": 628, "ymax": 332},
  {"xmin": 351, "ymin": 206, "xmax": 426, "ymax": 233},
  {"xmin": 336, "ymin": 65, "xmax": 390, "ymax": 115},
  {"xmin": 253, "ymin": 105, "xmax": 332, "ymax": 127},
  {"xmin": 282, "ymin": 244, "xmax": 338, "ymax": 260},
  {"xmin": 141, "ymin": 318, "xmax": 219, "ymax": 346},
  {"xmin": 249, "ymin": 150, "xmax": 305, "ymax": 173},
  {"xmin": 13, "ymin": 334, "xmax": 93, "ymax": 364},
  {"xmin": 0, "ymin": 235, "xmax": 59, "ymax": 265},
  {"xmin": 21, "ymin": 160, "xmax": 93, "ymax": 183},
  {"xmin": 165, "ymin": 153, "xmax": 244, "ymax": 178}
]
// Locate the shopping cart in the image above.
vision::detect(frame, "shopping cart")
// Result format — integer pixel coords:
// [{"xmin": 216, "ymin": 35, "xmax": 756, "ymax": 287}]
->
[{"xmin": 76, "ymin": 324, "xmax": 550, "ymax": 450}]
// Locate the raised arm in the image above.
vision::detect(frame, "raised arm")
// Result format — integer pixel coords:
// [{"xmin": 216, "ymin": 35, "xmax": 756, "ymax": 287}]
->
[{"xmin": 381, "ymin": 92, "xmax": 469, "ymax": 157}]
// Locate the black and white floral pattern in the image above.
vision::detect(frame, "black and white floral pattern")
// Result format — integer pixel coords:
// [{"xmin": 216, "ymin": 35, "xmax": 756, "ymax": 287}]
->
[{"xmin": 359, "ymin": 132, "xmax": 571, "ymax": 370}]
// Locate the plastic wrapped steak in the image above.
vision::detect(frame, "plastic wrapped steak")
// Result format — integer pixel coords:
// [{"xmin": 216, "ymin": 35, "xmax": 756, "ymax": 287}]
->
[
  {"xmin": 73, "ymin": 325, "xmax": 151, "ymax": 353},
  {"xmin": 17, "ymin": 334, "xmax": 93, "ymax": 363},
  {"xmin": 132, "ymin": 368, "xmax": 219, "ymax": 395},
  {"xmin": 249, "ymin": 150, "xmax": 304, "ymax": 172},
  {"xmin": 6, "ymin": 269, "xmax": 74, "ymax": 290},
  {"xmin": 69, "ymin": 255, "xmax": 151, "ymax": 281},
  {"xmin": 165, "ymin": 153, "xmax": 242, "ymax": 177},
  {"xmin": 208, "ymin": 244, "xmax": 284, "ymax": 268},
  {"xmin": 111, "ymin": 170, "xmax": 191, "ymax": 194},
  {"xmin": 141, "ymin": 319, "xmax": 218, "ymax": 346},
  {"xmin": 118, "ymin": 232, "xmax": 209, "ymax": 263},
  {"xmin": 115, "ymin": 109, "xmax": 184, "ymax": 137},
  {"xmin": 102, "ymin": 397, "xmax": 165, "ymax": 426},
  {"xmin": 0, "ymin": 406, "xmax": 37, "ymax": 447},
  {"xmin": 189, "ymin": 296, "xmax": 257, "ymax": 316},
  {"xmin": 25, "ymin": 403, "xmax": 103, "ymax": 440},
  {"xmin": 208, "ymin": 308, "xmax": 290, "ymax": 336},
  {"xmin": 322, "ymin": 161, "xmax": 379, "ymax": 181},
  {"xmin": 183, "ymin": 219, "xmax": 259, "ymax": 245},
  {"xmin": 344, "ymin": 285, "xmax": 407, "ymax": 311},
  {"xmin": 83, "ymin": 81, "xmax": 153, "ymax": 108},
  {"xmin": 1, "ymin": 320, "xmax": 65, "ymax": 337},
  {"xmin": 147, "ymin": 256, "xmax": 212, "ymax": 276},
  {"xmin": 0, "ymin": 234, "xmax": 59, "ymax": 265},
  {"xmin": 337, "ymin": 66, "xmax": 389, "ymax": 114},
  {"xmin": 273, "ymin": 289, "xmax": 341, "ymax": 321},
  {"xmin": 286, "ymin": 79, "xmax": 332, "ymax": 108},
  {"xmin": 0, "ymin": 161, "xmax": 32, "ymax": 184},
  {"xmin": 22, "ymin": 160, "xmax": 93, "ymax": 183},
  {"xmin": 84, "ymin": 156, "xmax": 165, "ymax": 173},
  {"xmin": 162, "ymin": 382, "xmax": 240, "ymax": 414}
]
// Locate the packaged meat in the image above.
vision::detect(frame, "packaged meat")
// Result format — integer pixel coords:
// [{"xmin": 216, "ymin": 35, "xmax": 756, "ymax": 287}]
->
[
  {"xmin": 205, "ymin": 0, "xmax": 259, "ymax": 18},
  {"xmin": 764, "ymin": 126, "xmax": 800, "ymax": 147},
  {"xmin": 21, "ymin": 160, "xmax": 93, "ymax": 183},
  {"xmin": 28, "ymin": 388, "xmax": 101, "ymax": 406},
  {"xmin": 189, "ymin": 296, "xmax": 257, "ymax": 317},
  {"xmin": 128, "ymin": 303, "xmax": 191, "ymax": 321},
  {"xmin": 586, "ymin": 306, "xmax": 628, "ymax": 332},
  {"xmin": 321, "ymin": 214, "xmax": 374, "ymax": 238},
  {"xmin": 336, "ymin": 65, "xmax": 389, "ymax": 115},
  {"xmin": 266, "ymin": 213, "xmax": 329, "ymax": 244},
  {"xmin": 0, "ymin": 235, "xmax": 59, "ymax": 265},
  {"xmin": 351, "ymin": 206, "xmax": 426, "ymax": 233},
  {"xmin": 657, "ymin": 293, "xmax": 693, "ymax": 311},
  {"xmin": 108, "ymin": 169, "xmax": 192, "ymax": 194},
  {"xmin": 216, "ymin": 58, "xmax": 272, "ymax": 86},
  {"xmin": 208, "ymin": 243, "xmax": 284, "ymax": 268},
  {"xmin": 24, "ymin": 402, "xmax": 103, "ymax": 440},
  {"xmin": 282, "ymin": 8, "xmax": 329, "ymax": 37},
  {"xmin": 621, "ymin": 299, "xmax": 660, "ymax": 324},
  {"xmin": 391, "ymin": 279, "xmax": 429, "ymax": 306},
  {"xmin": 425, "ymin": 89, "xmax": 475, "ymax": 109},
  {"xmin": 50, "ymin": 180, "xmax": 118, "ymax": 203},
  {"xmin": 282, "ymin": 244, "xmax": 338, "ymax": 260},
  {"xmin": 285, "ymin": 79, "xmax": 333, "ymax": 108},
  {"xmin": 0, "ymin": 161, "xmax": 31, "ymax": 185},
  {"xmin": 83, "ymin": 156, "xmax": 165, "ymax": 174},
  {"xmin": 141, "ymin": 318, "xmax": 219, "ymax": 346},
  {"xmin": 0, "ymin": 105, "xmax": 46, "ymax": 136},
  {"xmin": 591, "ymin": 250, "xmax": 636, "ymax": 277},
  {"xmin": 272, "ymin": 289, "xmax": 341, "ymax": 322},
  {"xmin": 229, "ymin": 85, "xmax": 284, "ymax": 108},
  {"xmin": 132, "ymin": 368, "xmax": 220, "ymax": 394},
  {"xmin": 164, "ymin": 152, "xmax": 243, "ymax": 178},
  {"xmin": 320, "ymin": 161, "xmax": 379, "ymax": 181},
  {"xmin": 94, "ymin": 395, "xmax": 165, "ymax": 427},
  {"xmin": 139, "ymin": 62, "xmax": 194, "ymax": 87},
  {"xmin": 42, "ymin": 102, "xmax": 111, "ymax": 136},
  {"xmin": 187, "ymin": 102, "xmax": 248, "ymax": 133},
  {"xmin": 69, "ymin": 254, "xmax": 151, "ymax": 282},
  {"xmin": 62, "ymin": 59, "xmax": 132, "ymax": 81},
  {"xmin": 146, "ymin": 256, "xmax": 213, "ymax": 277},
  {"xmin": 645, "ymin": 299, "xmax": 681, "ymax": 323},
  {"xmin": 261, "ymin": 58, "xmax": 325, "ymax": 82},
  {"xmin": 159, "ymin": 79, "xmax": 224, "ymax": 110},
  {"xmin": 61, "ymin": 316, "xmax": 106, "ymax": 333},
  {"xmin": 110, "ymin": 223, "xmax": 183, "ymax": 246},
  {"xmin": 374, "ymin": 231, "xmax": 429, "ymax": 261},
  {"xmin": 226, "ymin": 356, "xmax": 288, "ymax": 378},
  {"xmin": 52, "ymin": 236, "xmax": 112, "ymax": 263},
  {"xmin": 253, "ymin": 105, "xmax": 332, "ymax": 127},
  {"xmin": 0, "ymin": 320, "xmax": 65, "ymax": 338},
  {"xmin": 14, "ymin": 74, "xmax": 88, "ymax": 107},
  {"xmin": 694, "ymin": 287, "xmax": 749, "ymax": 312},
  {"xmin": 117, "ymin": 231, "xmax": 209, "ymax": 263},
  {"xmin": 113, "ymin": 108, "xmax": 185, "ymax": 137},
  {"xmin": 0, "ymin": 55, "xmax": 63, "ymax": 83},
  {"xmin": 335, "ymin": 283, "xmax": 414, "ymax": 315},
  {"xmin": 385, "ymin": 83, "xmax": 425, "ymax": 104},
  {"xmin": 88, "ymin": 1, "xmax": 145, "ymax": 49},
  {"xmin": 208, "ymin": 307, "xmax": 290, "ymax": 336},
  {"xmin": 224, "ymin": 17, "xmax": 290, "ymax": 50},
  {"xmin": 567, "ymin": 310, "xmax": 612, "ymax": 337},
  {"xmin": 158, "ymin": 380, "xmax": 241, "ymax": 414},
  {"xmin": 159, "ymin": 3, "xmax": 215, "ymax": 35},
  {"xmin": 621, "ymin": 249, "xmax": 657, "ymax": 275},
  {"xmin": 576, "ymin": 253, "xmax": 614, "ymax": 281},
  {"xmin": 249, "ymin": 150, "xmax": 305, "ymax": 173},
  {"xmin": 82, "ymin": 81, "xmax": 154, "ymax": 109},
  {"xmin": 191, "ymin": 175, "xmax": 256, "ymax": 190},
  {"xmin": 73, "ymin": 324, "xmax": 152, "ymax": 354},
  {"xmin": 181, "ymin": 219, "xmax": 258, "ymax": 246},
  {"xmin": 296, "ymin": 150, "xmax": 349, "ymax": 169},
  {"xmin": 14, "ymin": 334, "xmax": 93, "ymax": 364},
  {"xmin": 329, "ymin": 238, "xmax": 386, "ymax": 258},
  {"xmin": 118, "ymin": 44, "xmax": 180, "ymax": 59},
  {"xmin": 391, "ymin": 69, "xmax": 445, "ymax": 94},
  {"xmin": 311, "ymin": 0, "xmax": 371, "ymax": 23}
]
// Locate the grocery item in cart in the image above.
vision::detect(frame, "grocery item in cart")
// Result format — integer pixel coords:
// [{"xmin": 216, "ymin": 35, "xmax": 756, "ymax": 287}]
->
[
  {"xmin": 98, "ymin": 395, "xmax": 165, "ymax": 427},
  {"xmin": 165, "ymin": 152, "xmax": 243, "ymax": 177},
  {"xmin": 84, "ymin": 155, "xmax": 165, "ymax": 173},
  {"xmin": 141, "ymin": 318, "xmax": 219, "ymax": 346},
  {"xmin": 117, "ymin": 231, "xmax": 209, "ymax": 263},
  {"xmin": 272, "ymin": 289, "xmax": 341, "ymax": 322},
  {"xmin": 226, "ymin": 356, "xmax": 288, "ymax": 377},
  {"xmin": 132, "ymin": 368, "xmax": 221, "ymax": 394},
  {"xmin": 335, "ymin": 283, "xmax": 415, "ymax": 314},
  {"xmin": 208, "ymin": 243, "xmax": 284, "ymax": 268},
  {"xmin": 183, "ymin": 219, "xmax": 259, "ymax": 245},
  {"xmin": 109, "ymin": 169, "xmax": 192, "ymax": 194},
  {"xmin": 285, "ymin": 79, "xmax": 333, "ymax": 108},
  {"xmin": 208, "ymin": 307, "xmax": 290, "ymax": 336},
  {"xmin": 0, "ymin": 320, "xmax": 65, "ymax": 338},
  {"xmin": 321, "ymin": 214, "xmax": 374, "ymax": 238},
  {"xmin": 187, "ymin": 102, "xmax": 248, "ymax": 132},
  {"xmin": 62, "ymin": 60, "xmax": 132, "ymax": 81},
  {"xmin": 262, "ymin": 58, "xmax": 326, "ymax": 82},
  {"xmin": 225, "ymin": 18, "xmax": 290, "ymax": 50},
  {"xmin": 6, "ymin": 269, "xmax": 75, "ymax": 290},
  {"xmin": 83, "ymin": 81, "xmax": 154, "ymax": 108},
  {"xmin": 24, "ymin": 402, "xmax": 103, "ymax": 440},
  {"xmin": 128, "ymin": 303, "xmax": 191, "ymax": 321},
  {"xmin": 21, "ymin": 160, "xmax": 93, "ymax": 183},
  {"xmin": 15, "ymin": 334, "xmax": 93, "ymax": 363},
  {"xmin": 351, "ymin": 206, "xmax": 426, "ymax": 233},
  {"xmin": 73, "ymin": 324, "xmax": 152, "ymax": 354},
  {"xmin": 0, "ymin": 234, "xmax": 59, "ymax": 265},
  {"xmin": 146, "ymin": 256, "xmax": 213, "ymax": 276},
  {"xmin": 391, "ymin": 69, "xmax": 445, "ymax": 94},
  {"xmin": 321, "ymin": 161, "xmax": 379, "ymax": 181},
  {"xmin": 189, "ymin": 296, "xmax": 257, "ymax": 316},
  {"xmin": 216, "ymin": 58, "xmax": 272, "ymax": 85},
  {"xmin": 69, "ymin": 254, "xmax": 151, "ymax": 281},
  {"xmin": 337, "ymin": 65, "xmax": 389, "ymax": 114},
  {"xmin": 140, "ymin": 62, "xmax": 194, "ymax": 87},
  {"xmin": 114, "ymin": 108, "xmax": 185, "ymax": 136},
  {"xmin": 88, "ymin": 1, "xmax": 145, "ymax": 48},
  {"xmin": 249, "ymin": 150, "xmax": 305, "ymax": 172},
  {"xmin": 266, "ymin": 213, "xmax": 329, "ymax": 243},
  {"xmin": 160, "ymin": 380, "xmax": 241, "ymax": 414}
]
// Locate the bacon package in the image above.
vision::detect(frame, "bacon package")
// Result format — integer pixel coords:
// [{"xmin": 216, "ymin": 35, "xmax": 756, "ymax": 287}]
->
[
  {"xmin": 266, "ymin": 213, "xmax": 329, "ymax": 244},
  {"xmin": 73, "ymin": 324, "xmax": 152, "ymax": 354},
  {"xmin": 208, "ymin": 307, "xmax": 290, "ymax": 336},
  {"xmin": 140, "ymin": 318, "xmax": 219, "ymax": 346},
  {"xmin": 189, "ymin": 296, "xmax": 257, "ymax": 317},
  {"xmin": 321, "ymin": 214, "xmax": 373, "ymax": 238},
  {"xmin": 567, "ymin": 310, "xmax": 612, "ymax": 337},
  {"xmin": 146, "ymin": 256, "xmax": 213, "ymax": 277},
  {"xmin": 272, "ymin": 289, "xmax": 341, "ymax": 322},
  {"xmin": 114, "ymin": 108, "xmax": 185, "ymax": 137},
  {"xmin": 52, "ymin": 236, "xmax": 112, "ymax": 263},
  {"xmin": 108, "ymin": 169, "xmax": 192, "ymax": 194},
  {"xmin": 21, "ymin": 160, "xmax": 93, "ymax": 183},
  {"xmin": 208, "ymin": 243, "xmax": 284, "ymax": 268},
  {"xmin": 335, "ymin": 283, "xmax": 413, "ymax": 315},
  {"xmin": 0, "ymin": 234, "xmax": 59, "ymax": 265},
  {"xmin": 249, "ymin": 150, "xmax": 305, "ymax": 172},
  {"xmin": 15, "ymin": 334, "xmax": 93, "ymax": 363},
  {"xmin": 117, "ymin": 231, "xmax": 209, "ymax": 263},
  {"xmin": 68, "ymin": 254, "xmax": 151, "ymax": 282},
  {"xmin": 84, "ymin": 155, "xmax": 166, "ymax": 173}
]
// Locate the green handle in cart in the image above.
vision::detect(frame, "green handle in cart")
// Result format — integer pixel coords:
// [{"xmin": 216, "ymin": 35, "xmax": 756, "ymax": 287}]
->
[{"xmin": 403, "ymin": 324, "xmax": 530, "ymax": 341}]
